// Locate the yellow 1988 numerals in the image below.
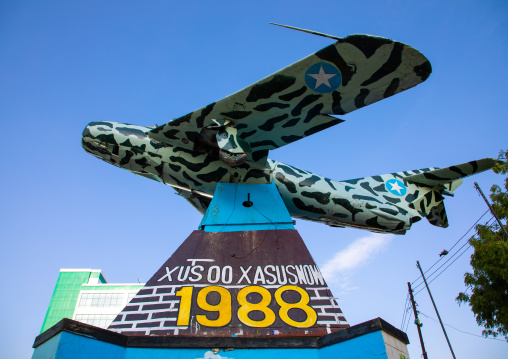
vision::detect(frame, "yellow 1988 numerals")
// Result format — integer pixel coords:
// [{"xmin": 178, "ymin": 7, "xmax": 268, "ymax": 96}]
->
[{"xmin": 175, "ymin": 285, "xmax": 317, "ymax": 328}]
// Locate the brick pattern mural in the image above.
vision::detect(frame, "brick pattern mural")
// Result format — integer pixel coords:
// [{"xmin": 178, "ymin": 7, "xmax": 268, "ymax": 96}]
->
[{"xmin": 109, "ymin": 230, "xmax": 349, "ymax": 336}]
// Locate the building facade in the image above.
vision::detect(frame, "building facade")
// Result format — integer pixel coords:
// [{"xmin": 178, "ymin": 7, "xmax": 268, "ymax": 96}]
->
[{"xmin": 40, "ymin": 269, "xmax": 143, "ymax": 332}]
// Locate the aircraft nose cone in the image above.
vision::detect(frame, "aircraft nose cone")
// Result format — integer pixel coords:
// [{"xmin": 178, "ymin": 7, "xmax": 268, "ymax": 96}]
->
[
  {"xmin": 81, "ymin": 124, "xmax": 95, "ymax": 153},
  {"xmin": 82, "ymin": 121, "xmax": 113, "ymax": 142},
  {"xmin": 82, "ymin": 125, "xmax": 92, "ymax": 138},
  {"xmin": 82, "ymin": 122, "xmax": 107, "ymax": 153},
  {"xmin": 81, "ymin": 121, "xmax": 117, "ymax": 157}
]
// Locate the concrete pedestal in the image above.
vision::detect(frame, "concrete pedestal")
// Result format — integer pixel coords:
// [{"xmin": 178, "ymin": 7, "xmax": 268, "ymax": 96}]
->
[
  {"xmin": 32, "ymin": 317, "xmax": 410, "ymax": 359},
  {"xmin": 107, "ymin": 183, "xmax": 347, "ymax": 336},
  {"xmin": 33, "ymin": 183, "xmax": 411, "ymax": 358}
]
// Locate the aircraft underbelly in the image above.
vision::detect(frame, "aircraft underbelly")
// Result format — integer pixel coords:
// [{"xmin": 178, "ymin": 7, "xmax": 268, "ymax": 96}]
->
[
  {"xmin": 84, "ymin": 129, "xmax": 411, "ymax": 234},
  {"xmin": 270, "ymin": 162, "xmax": 411, "ymax": 234}
]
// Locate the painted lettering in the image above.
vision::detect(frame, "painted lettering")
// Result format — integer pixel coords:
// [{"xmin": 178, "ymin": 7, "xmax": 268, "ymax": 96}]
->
[
  {"xmin": 264, "ymin": 265, "xmax": 277, "ymax": 285},
  {"xmin": 286, "ymin": 265, "xmax": 298, "ymax": 285},
  {"xmin": 275, "ymin": 265, "xmax": 288, "ymax": 285},
  {"xmin": 188, "ymin": 265, "xmax": 204, "ymax": 282},
  {"xmin": 253, "ymin": 266, "xmax": 266, "ymax": 284},
  {"xmin": 221, "ymin": 265, "xmax": 233, "ymax": 284},
  {"xmin": 177, "ymin": 266, "xmax": 191, "ymax": 281},
  {"xmin": 207, "ymin": 265, "xmax": 220, "ymax": 283},
  {"xmin": 294, "ymin": 265, "xmax": 308, "ymax": 285},
  {"xmin": 237, "ymin": 266, "xmax": 252, "ymax": 284},
  {"xmin": 157, "ymin": 266, "xmax": 180, "ymax": 282}
]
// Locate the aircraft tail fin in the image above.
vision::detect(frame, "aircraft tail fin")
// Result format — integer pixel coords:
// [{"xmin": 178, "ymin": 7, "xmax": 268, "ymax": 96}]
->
[
  {"xmin": 402, "ymin": 158, "xmax": 499, "ymax": 228},
  {"xmin": 404, "ymin": 178, "xmax": 460, "ymax": 227},
  {"xmin": 425, "ymin": 202, "xmax": 448, "ymax": 228}
]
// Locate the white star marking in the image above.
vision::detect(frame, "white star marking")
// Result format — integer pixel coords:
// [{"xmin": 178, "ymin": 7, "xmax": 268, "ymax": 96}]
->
[
  {"xmin": 307, "ymin": 66, "xmax": 337, "ymax": 89},
  {"xmin": 389, "ymin": 181, "xmax": 404, "ymax": 195}
]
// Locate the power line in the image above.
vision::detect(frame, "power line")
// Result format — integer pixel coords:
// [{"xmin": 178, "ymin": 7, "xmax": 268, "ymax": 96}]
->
[
  {"xmin": 400, "ymin": 294, "xmax": 410, "ymax": 330},
  {"xmin": 400, "ymin": 215, "xmax": 496, "ymax": 333},
  {"xmin": 412, "ymin": 187, "xmax": 508, "ymax": 288},
  {"xmin": 413, "ymin": 237, "xmax": 474, "ymax": 292},
  {"xmin": 415, "ymin": 244, "xmax": 472, "ymax": 295},
  {"xmin": 401, "ymin": 299, "xmax": 412, "ymax": 332},
  {"xmin": 413, "ymin": 214, "xmax": 496, "ymax": 291},
  {"xmin": 414, "ymin": 242, "xmax": 472, "ymax": 296},
  {"xmin": 414, "ymin": 216, "xmax": 496, "ymax": 296},
  {"xmin": 418, "ymin": 312, "xmax": 507, "ymax": 342},
  {"xmin": 404, "ymin": 310, "xmax": 413, "ymax": 333},
  {"xmin": 411, "ymin": 209, "xmax": 490, "ymax": 288},
  {"xmin": 401, "ymin": 213, "xmax": 482, "ymax": 331},
  {"xmin": 401, "ymin": 188, "xmax": 507, "ymax": 336}
]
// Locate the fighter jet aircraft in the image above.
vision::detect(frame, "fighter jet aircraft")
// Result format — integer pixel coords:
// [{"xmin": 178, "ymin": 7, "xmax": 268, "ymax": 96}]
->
[{"xmin": 82, "ymin": 27, "xmax": 498, "ymax": 234}]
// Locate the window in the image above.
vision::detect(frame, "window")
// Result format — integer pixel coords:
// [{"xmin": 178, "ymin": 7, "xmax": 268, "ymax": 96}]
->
[
  {"xmin": 127, "ymin": 292, "xmax": 136, "ymax": 303},
  {"xmin": 75, "ymin": 314, "xmax": 117, "ymax": 329},
  {"xmin": 78, "ymin": 293, "xmax": 124, "ymax": 308}
]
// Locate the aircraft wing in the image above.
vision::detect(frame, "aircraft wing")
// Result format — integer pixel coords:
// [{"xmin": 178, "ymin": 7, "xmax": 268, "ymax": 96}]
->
[{"xmin": 148, "ymin": 35, "xmax": 431, "ymax": 164}]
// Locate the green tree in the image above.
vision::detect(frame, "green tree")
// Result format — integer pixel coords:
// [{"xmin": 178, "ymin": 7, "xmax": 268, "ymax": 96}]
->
[{"xmin": 457, "ymin": 150, "xmax": 508, "ymax": 340}]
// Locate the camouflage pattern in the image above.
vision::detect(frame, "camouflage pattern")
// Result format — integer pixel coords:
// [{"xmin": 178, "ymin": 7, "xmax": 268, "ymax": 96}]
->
[
  {"xmin": 82, "ymin": 34, "xmax": 498, "ymax": 234},
  {"xmin": 82, "ymin": 121, "xmax": 497, "ymax": 234},
  {"xmin": 146, "ymin": 34, "xmax": 432, "ymax": 160}
]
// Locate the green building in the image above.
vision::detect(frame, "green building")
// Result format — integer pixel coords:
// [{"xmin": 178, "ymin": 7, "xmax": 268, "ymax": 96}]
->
[{"xmin": 40, "ymin": 269, "xmax": 144, "ymax": 332}]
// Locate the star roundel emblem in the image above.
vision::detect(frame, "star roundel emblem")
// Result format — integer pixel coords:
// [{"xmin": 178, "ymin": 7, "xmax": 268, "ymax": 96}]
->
[
  {"xmin": 305, "ymin": 62, "xmax": 341, "ymax": 93},
  {"xmin": 386, "ymin": 179, "xmax": 407, "ymax": 196}
]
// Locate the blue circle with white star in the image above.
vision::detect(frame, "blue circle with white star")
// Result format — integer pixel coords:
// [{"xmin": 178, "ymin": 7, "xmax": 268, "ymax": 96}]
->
[
  {"xmin": 386, "ymin": 179, "xmax": 407, "ymax": 196},
  {"xmin": 305, "ymin": 62, "xmax": 341, "ymax": 93}
]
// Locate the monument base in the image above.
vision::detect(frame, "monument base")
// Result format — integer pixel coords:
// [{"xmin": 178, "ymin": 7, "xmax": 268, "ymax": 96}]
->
[
  {"xmin": 33, "ymin": 183, "xmax": 412, "ymax": 357},
  {"xmin": 108, "ymin": 229, "xmax": 348, "ymax": 336},
  {"xmin": 32, "ymin": 317, "xmax": 410, "ymax": 359},
  {"xmin": 105, "ymin": 183, "xmax": 349, "ymax": 336}
]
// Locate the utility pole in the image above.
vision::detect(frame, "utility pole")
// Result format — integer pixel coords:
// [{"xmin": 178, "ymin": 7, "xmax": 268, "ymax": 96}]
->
[
  {"xmin": 407, "ymin": 282, "xmax": 428, "ymax": 359},
  {"xmin": 417, "ymin": 261, "xmax": 456, "ymax": 359},
  {"xmin": 474, "ymin": 182, "xmax": 508, "ymax": 239}
]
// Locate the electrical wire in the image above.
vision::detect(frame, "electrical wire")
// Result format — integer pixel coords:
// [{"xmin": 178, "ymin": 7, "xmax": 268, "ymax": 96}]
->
[
  {"xmin": 401, "ymin": 295, "xmax": 413, "ymax": 331},
  {"xmin": 413, "ymin": 238, "xmax": 474, "ymax": 291},
  {"xmin": 411, "ymin": 209, "xmax": 490, "ymax": 288},
  {"xmin": 400, "ymin": 297, "xmax": 407, "ymax": 330},
  {"xmin": 400, "ymin": 214, "xmax": 497, "ymax": 332},
  {"xmin": 414, "ymin": 243, "xmax": 472, "ymax": 296},
  {"xmin": 404, "ymin": 310, "xmax": 413, "ymax": 333},
  {"xmin": 418, "ymin": 312, "xmax": 507, "ymax": 342},
  {"xmin": 400, "ymin": 294, "xmax": 410, "ymax": 330},
  {"xmin": 403, "ymin": 298, "xmax": 411, "ymax": 330},
  {"xmin": 401, "ymin": 187, "xmax": 507, "ymax": 335},
  {"xmin": 413, "ymin": 216, "xmax": 496, "ymax": 296},
  {"xmin": 412, "ymin": 187, "xmax": 508, "ymax": 288},
  {"xmin": 404, "ymin": 303, "xmax": 413, "ymax": 332}
]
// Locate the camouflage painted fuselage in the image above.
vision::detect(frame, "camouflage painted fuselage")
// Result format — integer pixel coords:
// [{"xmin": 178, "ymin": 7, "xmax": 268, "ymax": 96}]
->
[
  {"xmin": 82, "ymin": 121, "xmax": 480, "ymax": 235},
  {"xmin": 82, "ymin": 34, "xmax": 497, "ymax": 234}
]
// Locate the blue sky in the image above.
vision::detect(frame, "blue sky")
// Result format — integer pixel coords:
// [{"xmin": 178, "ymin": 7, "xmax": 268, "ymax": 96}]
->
[{"xmin": 1, "ymin": 1, "xmax": 507, "ymax": 358}]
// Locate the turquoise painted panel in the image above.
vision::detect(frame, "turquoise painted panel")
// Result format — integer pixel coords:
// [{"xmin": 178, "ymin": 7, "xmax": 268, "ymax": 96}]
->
[
  {"xmin": 125, "ymin": 347, "xmax": 316, "ymax": 359},
  {"xmin": 32, "ymin": 332, "xmax": 125, "ymax": 359},
  {"xmin": 31, "ymin": 333, "xmax": 62, "ymax": 359},
  {"xmin": 199, "ymin": 183, "xmax": 294, "ymax": 232},
  {"xmin": 56, "ymin": 332, "xmax": 125, "ymax": 359},
  {"xmin": 318, "ymin": 331, "xmax": 387, "ymax": 359},
  {"xmin": 32, "ymin": 328, "xmax": 393, "ymax": 359}
]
